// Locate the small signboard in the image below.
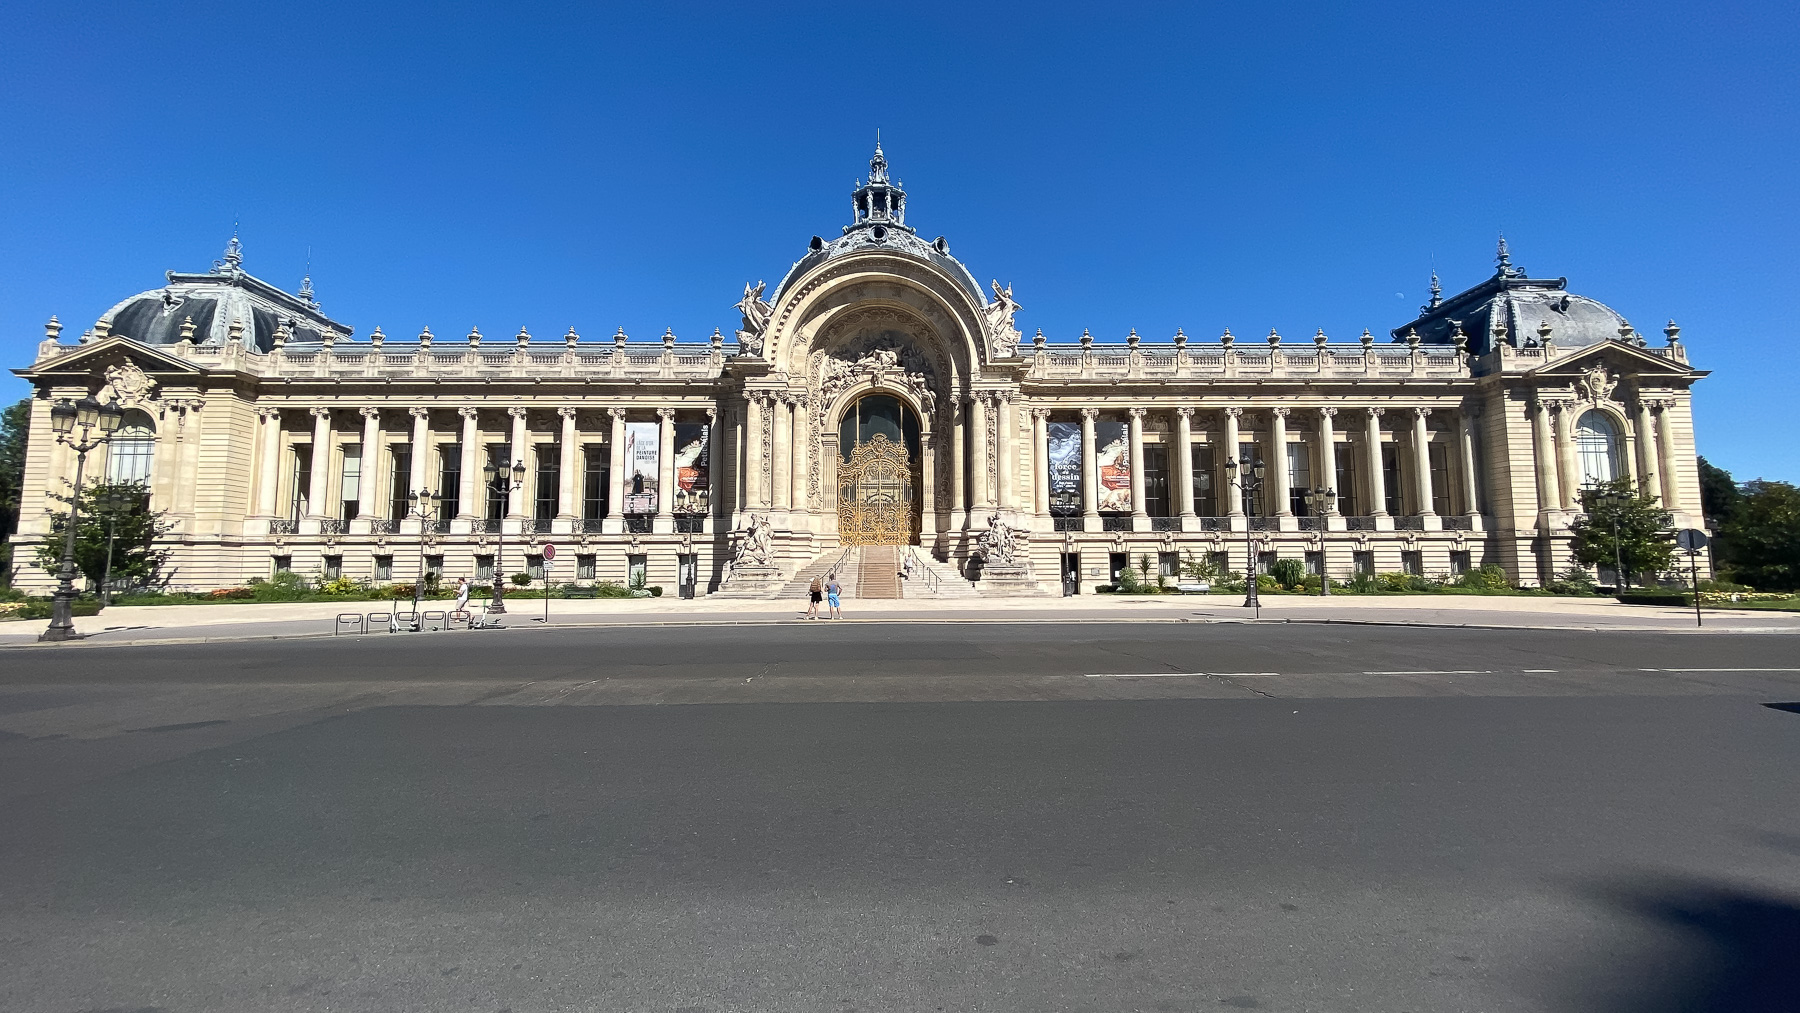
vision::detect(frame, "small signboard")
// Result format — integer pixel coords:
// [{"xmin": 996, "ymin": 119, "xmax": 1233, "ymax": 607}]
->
[
  {"xmin": 542, "ymin": 543, "xmax": 557, "ymax": 561},
  {"xmin": 1675, "ymin": 528, "xmax": 1708, "ymax": 551}
]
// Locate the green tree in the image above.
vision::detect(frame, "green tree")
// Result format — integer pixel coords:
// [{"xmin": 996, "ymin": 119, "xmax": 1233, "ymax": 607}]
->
[
  {"xmin": 1569, "ymin": 478, "xmax": 1674, "ymax": 586},
  {"xmin": 34, "ymin": 480, "xmax": 171, "ymax": 589},
  {"xmin": 1697, "ymin": 456, "xmax": 1742, "ymax": 528},
  {"xmin": 0, "ymin": 399, "xmax": 29, "ymax": 585},
  {"xmin": 1718, "ymin": 481, "xmax": 1800, "ymax": 591}
]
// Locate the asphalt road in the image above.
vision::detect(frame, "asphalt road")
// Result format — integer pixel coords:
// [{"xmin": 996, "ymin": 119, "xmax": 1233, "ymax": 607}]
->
[{"xmin": 3, "ymin": 624, "xmax": 1799, "ymax": 1012}]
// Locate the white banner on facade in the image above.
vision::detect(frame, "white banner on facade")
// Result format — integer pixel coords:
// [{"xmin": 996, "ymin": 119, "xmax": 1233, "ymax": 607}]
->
[
  {"xmin": 624, "ymin": 421, "xmax": 659, "ymax": 514},
  {"xmin": 1093, "ymin": 420, "xmax": 1130, "ymax": 512}
]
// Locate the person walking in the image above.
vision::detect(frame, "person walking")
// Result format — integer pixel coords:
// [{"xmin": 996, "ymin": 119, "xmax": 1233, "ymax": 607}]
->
[
  {"xmin": 825, "ymin": 572, "xmax": 842, "ymax": 619},
  {"xmin": 453, "ymin": 576, "xmax": 471, "ymax": 614},
  {"xmin": 804, "ymin": 574, "xmax": 823, "ymax": 619}
]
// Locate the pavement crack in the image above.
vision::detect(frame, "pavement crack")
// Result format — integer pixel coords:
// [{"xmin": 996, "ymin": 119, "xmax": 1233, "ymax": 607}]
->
[{"xmin": 1207, "ymin": 673, "xmax": 1278, "ymax": 698}]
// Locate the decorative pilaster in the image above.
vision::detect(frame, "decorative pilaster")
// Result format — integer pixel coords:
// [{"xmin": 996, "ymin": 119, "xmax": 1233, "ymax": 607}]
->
[
  {"xmin": 1550, "ymin": 401, "xmax": 1580, "ymax": 511},
  {"xmin": 1530, "ymin": 398, "xmax": 1562, "ymax": 527},
  {"xmin": 1174, "ymin": 408, "xmax": 1196, "ymax": 521},
  {"xmin": 505, "ymin": 407, "xmax": 529, "ymax": 525},
  {"xmin": 1652, "ymin": 400, "xmax": 1683, "ymax": 513},
  {"xmin": 969, "ymin": 394, "xmax": 990, "ymax": 509},
  {"xmin": 556, "ymin": 407, "xmax": 579, "ymax": 531},
  {"xmin": 351, "ymin": 407, "xmax": 381, "ymax": 533},
  {"xmin": 1127, "ymin": 407, "xmax": 1148, "ymax": 529},
  {"xmin": 1269, "ymin": 406, "xmax": 1292, "ymax": 519},
  {"xmin": 1458, "ymin": 407, "xmax": 1481, "ymax": 521},
  {"xmin": 254, "ymin": 407, "xmax": 283, "ymax": 523},
  {"xmin": 1031, "ymin": 408, "xmax": 1051, "ymax": 518},
  {"xmin": 605, "ymin": 407, "xmax": 628, "ymax": 533},
  {"xmin": 1363, "ymin": 408, "xmax": 1388, "ymax": 520},
  {"xmin": 1317, "ymin": 407, "xmax": 1339, "ymax": 515},
  {"xmin": 304, "ymin": 407, "xmax": 332, "ymax": 530},
  {"xmin": 1080, "ymin": 407, "xmax": 1099, "ymax": 530},
  {"xmin": 1412, "ymin": 406, "xmax": 1439, "ymax": 529},
  {"xmin": 1223, "ymin": 407, "xmax": 1245, "ymax": 520},
  {"xmin": 403, "ymin": 407, "xmax": 431, "ymax": 533},
  {"xmin": 1634, "ymin": 398, "xmax": 1660, "ymax": 499},
  {"xmin": 456, "ymin": 407, "xmax": 480, "ymax": 532},
  {"xmin": 655, "ymin": 407, "xmax": 676, "ymax": 533}
]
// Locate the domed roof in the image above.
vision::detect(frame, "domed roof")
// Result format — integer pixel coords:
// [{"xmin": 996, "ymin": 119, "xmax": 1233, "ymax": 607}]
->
[
  {"xmin": 771, "ymin": 144, "xmax": 984, "ymax": 304},
  {"xmin": 1391, "ymin": 239, "xmax": 1636, "ymax": 356},
  {"xmin": 98, "ymin": 235, "xmax": 354, "ymax": 353}
]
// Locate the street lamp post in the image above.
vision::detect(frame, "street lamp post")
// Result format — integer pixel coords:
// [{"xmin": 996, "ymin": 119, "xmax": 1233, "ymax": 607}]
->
[
  {"xmin": 1224, "ymin": 456, "xmax": 1267, "ymax": 610},
  {"xmin": 97, "ymin": 486, "xmax": 131, "ymax": 609},
  {"xmin": 411, "ymin": 488, "xmax": 438, "ymax": 617},
  {"xmin": 1600, "ymin": 489, "xmax": 1628, "ymax": 589},
  {"xmin": 481, "ymin": 459, "xmax": 526, "ymax": 613},
  {"xmin": 41, "ymin": 396, "xmax": 124, "ymax": 642},
  {"xmin": 1306, "ymin": 487, "xmax": 1338, "ymax": 596}
]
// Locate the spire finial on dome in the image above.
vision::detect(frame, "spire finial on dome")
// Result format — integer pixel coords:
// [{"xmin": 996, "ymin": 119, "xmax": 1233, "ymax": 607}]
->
[
  {"xmin": 298, "ymin": 248, "xmax": 317, "ymax": 307},
  {"xmin": 1494, "ymin": 234, "xmax": 1521, "ymax": 278},
  {"xmin": 215, "ymin": 224, "xmax": 244, "ymax": 273},
  {"xmin": 1428, "ymin": 270, "xmax": 1442, "ymax": 308}
]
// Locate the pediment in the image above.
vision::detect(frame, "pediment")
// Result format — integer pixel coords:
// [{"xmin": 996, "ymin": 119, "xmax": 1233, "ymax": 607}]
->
[
  {"xmin": 1525, "ymin": 339, "xmax": 1697, "ymax": 380},
  {"xmin": 21, "ymin": 336, "xmax": 206, "ymax": 378}
]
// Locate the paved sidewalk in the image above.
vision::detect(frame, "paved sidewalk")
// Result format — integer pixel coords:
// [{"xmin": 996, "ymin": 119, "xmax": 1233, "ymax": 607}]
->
[{"xmin": 3, "ymin": 591, "xmax": 1795, "ymax": 648}]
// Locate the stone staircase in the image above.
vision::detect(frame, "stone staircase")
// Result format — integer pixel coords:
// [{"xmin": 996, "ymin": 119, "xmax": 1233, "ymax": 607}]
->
[
  {"xmin": 897, "ymin": 548, "xmax": 985, "ymax": 599},
  {"xmin": 855, "ymin": 546, "xmax": 901, "ymax": 599},
  {"xmin": 770, "ymin": 547, "xmax": 857, "ymax": 605}
]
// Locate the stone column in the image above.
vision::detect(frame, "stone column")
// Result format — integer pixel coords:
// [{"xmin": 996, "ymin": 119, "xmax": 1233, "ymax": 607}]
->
[
  {"xmin": 789, "ymin": 396, "xmax": 809, "ymax": 516},
  {"xmin": 556, "ymin": 407, "xmax": 579, "ymax": 531},
  {"xmin": 1223, "ymin": 407, "xmax": 1245, "ymax": 518},
  {"xmin": 1269, "ymin": 407, "xmax": 1292, "ymax": 518},
  {"xmin": 1413, "ymin": 407, "xmax": 1439, "ymax": 528},
  {"xmin": 1654, "ymin": 402, "xmax": 1682, "ymax": 513},
  {"xmin": 1552, "ymin": 403, "xmax": 1580, "ymax": 510},
  {"xmin": 506, "ymin": 407, "xmax": 528, "ymax": 524},
  {"xmin": 771, "ymin": 396, "xmax": 792, "ymax": 513},
  {"xmin": 605, "ymin": 407, "xmax": 627, "ymax": 533},
  {"xmin": 1080, "ymin": 407, "xmax": 1100, "ymax": 530},
  {"xmin": 1635, "ymin": 399, "xmax": 1660, "ymax": 498},
  {"xmin": 707, "ymin": 407, "xmax": 722, "ymax": 526},
  {"xmin": 255, "ymin": 408, "xmax": 283, "ymax": 521},
  {"xmin": 997, "ymin": 394, "xmax": 1017, "ymax": 512},
  {"xmin": 655, "ymin": 407, "xmax": 676, "ymax": 533},
  {"xmin": 402, "ymin": 407, "xmax": 430, "ymax": 533},
  {"xmin": 456, "ymin": 408, "xmax": 480, "ymax": 530},
  {"xmin": 1175, "ymin": 408, "xmax": 1196, "ymax": 519},
  {"xmin": 353, "ymin": 407, "xmax": 381, "ymax": 531},
  {"xmin": 969, "ymin": 394, "xmax": 990, "ymax": 508},
  {"xmin": 1317, "ymin": 408, "xmax": 1339, "ymax": 514},
  {"xmin": 306, "ymin": 407, "xmax": 332, "ymax": 523},
  {"xmin": 1458, "ymin": 408, "xmax": 1481, "ymax": 517},
  {"xmin": 1364, "ymin": 408, "xmax": 1388, "ymax": 518},
  {"xmin": 1127, "ymin": 407, "xmax": 1148, "ymax": 529},
  {"xmin": 1031, "ymin": 408, "xmax": 1050, "ymax": 517},
  {"xmin": 951, "ymin": 400, "xmax": 968, "ymax": 525},
  {"xmin": 1531, "ymin": 399, "xmax": 1561, "ymax": 524}
]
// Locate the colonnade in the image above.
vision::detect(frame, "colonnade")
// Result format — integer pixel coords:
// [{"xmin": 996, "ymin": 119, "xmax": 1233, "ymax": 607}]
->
[{"xmin": 253, "ymin": 405, "xmax": 721, "ymax": 536}]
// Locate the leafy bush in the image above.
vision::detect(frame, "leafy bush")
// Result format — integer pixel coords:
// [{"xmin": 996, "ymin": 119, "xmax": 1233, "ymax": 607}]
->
[
  {"xmin": 510, "ymin": 572, "xmax": 532, "ymax": 587},
  {"xmin": 1179, "ymin": 551, "xmax": 1221, "ymax": 581},
  {"xmin": 649, "ymin": 586, "xmax": 663, "ymax": 597},
  {"xmin": 1378, "ymin": 572, "xmax": 1411, "ymax": 592},
  {"xmin": 1349, "ymin": 571, "xmax": 1380, "ymax": 593},
  {"xmin": 1255, "ymin": 574, "xmax": 1278, "ymax": 592},
  {"xmin": 316, "ymin": 576, "xmax": 365, "ymax": 596},
  {"xmin": 1545, "ymin": 565, "xmax": 1598, "ymax": 596},
  {"xmin": 1299, "ymin": 574, "xmax": 1323, "ymax": 592},
  {"xmin": 1115, "ymin": 567, "xmax": 1143, "ymax": 593},
  {"xmin": 252, "ymin": 571, "xmax": 309, "ymax": 601},
  {"xmin": 592, "ymin": 581, "xmax": 633, "ymax": 598},
  {"xmin": 1617, "ymin": 590, "xmax": 1691, "ymax": 607},
  {"xmin": 1698, "ymin": 578, "xmax": 1753, "ymax": 593},
  {"xmin": 1458, "ymin": 563, "xmax": 1511, "ymax": 591},
  {"xmin": 1269, "ymin": 558, "xmax": 1306, "ymax": 590}
]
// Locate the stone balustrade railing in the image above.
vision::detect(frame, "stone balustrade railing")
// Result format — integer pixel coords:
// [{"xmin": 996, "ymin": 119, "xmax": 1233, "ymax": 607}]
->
[{"xmin": 1026, "ymin": 344, "xmax": 1470, "ymax": 381}]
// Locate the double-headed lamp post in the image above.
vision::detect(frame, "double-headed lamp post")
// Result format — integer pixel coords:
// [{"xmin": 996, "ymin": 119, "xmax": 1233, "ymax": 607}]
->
[
  {"xmin": 1598, "ymin": 487, "xmax": 1628, "ymax": 589},
  {"xmin": 41, "ymin": 396, "xmax": 125, "ymax": 642},
  {"xmin": 1306, "ymin": 487, "xmax": 1338, "ymax": 596},
  {"xmin": 411, "ymin": 488, "xmax": 438, "ymax": 616},
  {"xmin": 1223, "ymin": 456, "xmax": 1266, "ymax": 609},
  {"xmin": 97, "ymin": 485, "xmax": 134, "ymax": 609},
  {"xmin": 481, "ymin": 459, "xmax": 526, "ymax": 613}
]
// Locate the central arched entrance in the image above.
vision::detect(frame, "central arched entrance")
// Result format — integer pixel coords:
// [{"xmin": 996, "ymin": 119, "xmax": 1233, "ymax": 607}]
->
[{"xmin": 837, "ymin": 393, "xmax": 922, "ymax": 545}]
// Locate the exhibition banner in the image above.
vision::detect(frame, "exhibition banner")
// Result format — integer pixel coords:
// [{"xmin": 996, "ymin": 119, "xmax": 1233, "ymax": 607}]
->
[
  {"xmin": 673, "ymin": 422, "xmax": 710, "ymax": 513},
  {"xmin": 1094, "ymin": 420, "xmax": 1131, "ymax": 512},
  {"xmin": 1047, "ymin": 421, "xmax": 1082, "ymax": 513},
  {"xmin": 623, "ymin": 421, "xmax": 659, "ymax": 514}
]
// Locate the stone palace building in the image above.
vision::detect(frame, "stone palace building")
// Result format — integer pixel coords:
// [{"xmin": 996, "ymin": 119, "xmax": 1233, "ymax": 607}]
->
[{"xmin": 9, "ymin": 145, "xmax": 1708, "ymax": 597}]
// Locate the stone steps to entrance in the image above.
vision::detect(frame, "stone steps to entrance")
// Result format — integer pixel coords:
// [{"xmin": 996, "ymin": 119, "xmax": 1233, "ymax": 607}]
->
[
  {"xmin": 772, "ymin": 547, "xmax": 856, "ymax": 606},
  {"xmin": 856, "ymin": 546, "xmax": 901, "ymax": 599}
]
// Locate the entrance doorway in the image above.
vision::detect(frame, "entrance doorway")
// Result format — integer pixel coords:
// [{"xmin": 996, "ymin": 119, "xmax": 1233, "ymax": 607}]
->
[
  {"xmin": 837, "ymin": 393, "xmax": 922, "ymax": 546},
  {"xmin": 1061, "ymin": 552, "xmax": 1081, "ymax": 596}
]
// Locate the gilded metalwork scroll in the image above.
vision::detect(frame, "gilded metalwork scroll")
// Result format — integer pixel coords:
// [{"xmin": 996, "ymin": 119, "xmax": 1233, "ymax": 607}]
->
[{"xmin": 836, "ymin": 433, "xmax": 919, "ymax": 546}]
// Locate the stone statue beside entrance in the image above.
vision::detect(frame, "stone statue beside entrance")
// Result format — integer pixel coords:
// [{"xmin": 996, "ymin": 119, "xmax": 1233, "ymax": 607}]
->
[
  {"xmin": 982, "ymin": 280, "xmax": 1022, "ymax": 358},
  {"xmin": 734, "ymin": 281, "xmax": 775, "ymax": 357},
  {"xmin": 721, "ymin": 512, "xmax": 784, "ymax": 593},
  {"xmin": 971, "ymin": 512, "xmax": 1042, "ymax": 594}
]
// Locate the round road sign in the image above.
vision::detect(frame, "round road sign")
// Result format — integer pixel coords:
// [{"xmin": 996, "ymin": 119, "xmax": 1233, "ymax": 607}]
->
[
  {"xmin": 1675, "ymin": 528, "xmax": 1708, "ymax": 551},
  {"xmin": 541, "ymin": 543, "xmax": 557, "ymax": 561}
]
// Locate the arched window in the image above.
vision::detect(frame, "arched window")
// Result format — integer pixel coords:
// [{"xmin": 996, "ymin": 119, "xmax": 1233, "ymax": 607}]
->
[
  {"xmin": 1575, "ymin": 410, "xmax": 1621, "ymax": 487},
  {"xmin": 105, "ymin": 410, "xmax": 156, "ymax": 483}
]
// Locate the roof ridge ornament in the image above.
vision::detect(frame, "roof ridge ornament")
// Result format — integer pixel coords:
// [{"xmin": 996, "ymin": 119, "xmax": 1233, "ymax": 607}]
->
[
  {"xmin": 1495, "ymin": 234, "xmax": 1523, "ymax": 279},
  {"xmin": 213, "ymin": 229, "xmax": 244, "ymax": 274},
  {"xmin": 1427, "ymin": 270, "xmax": 1443, "ymax": 309}
]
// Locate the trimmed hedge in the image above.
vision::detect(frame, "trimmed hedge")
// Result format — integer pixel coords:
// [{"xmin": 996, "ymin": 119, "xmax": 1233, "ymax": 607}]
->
[{"xmin": 1616, "ymin": 591, "xmax": 1693, "ymax": 607}]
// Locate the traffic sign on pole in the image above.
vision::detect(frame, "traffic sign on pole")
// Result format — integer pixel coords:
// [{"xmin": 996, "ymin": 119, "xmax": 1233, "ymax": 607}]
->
[
  {"xmin": 1675, "ymin": 528, "xmax": 1708, "ymax": 552},
  {"xmin": 542, "ymin": 543, "xmax": 557, "ymax": 561}
]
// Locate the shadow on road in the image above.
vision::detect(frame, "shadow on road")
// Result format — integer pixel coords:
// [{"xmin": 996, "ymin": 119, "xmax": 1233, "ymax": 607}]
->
[{"xmin": 1570, "ymin": 877, "xmax": 1800, "ymax": 1012}]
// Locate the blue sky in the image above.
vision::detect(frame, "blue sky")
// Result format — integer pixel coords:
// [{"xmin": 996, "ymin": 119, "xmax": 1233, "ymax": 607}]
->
[{"xmin": 3, "ymin": 1, "xmax": 1795, "ymax": 479}]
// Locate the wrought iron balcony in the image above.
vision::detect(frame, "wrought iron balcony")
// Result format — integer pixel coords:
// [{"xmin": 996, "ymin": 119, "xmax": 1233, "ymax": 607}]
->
[
  {"xmin": 1196, "ymin": 516, "xmax": 1228, "ymax": 531},
  {"xmin": 531, "ymin": 518, "xmax": 554, "ymax": 533},
  {"xmin": 624, "ymin": 514, "xmax": 653, "ymax": 533},
  {"xmin": 675, "ymin": 514, "xmax": 705, "ymax": 533},
  {"xmin": 1101, "ymin": 515, "xmax": 1132, "ymax": 532},
  {"xmin": 318, "ymin": 517, "xmax": 346, "ymax": 535},
  {"xmin": 1344, "ymin": 515, "xmax": 1379, "ymax": 531},
  {"xmin": 1151, "ymin": 516, "xmax": 1181, "ymax": 532},
  {"xmin": 1394, "ymin": 515, "xmax": 1426, "ymax": 530},
  {"xmin": 581, "ymin": 518, "xmax": 607, "ymax": 533},
  {"xmin": 476, "ymin": 518, "xmax": 502, "ymax": 534},
  {"xmin": 1052, "ymin": 516, "xmax": 1083, "ymax": 532},
  {"xmin": 269, "ymin": 519, "xmax": 299, "ymax": 535},
  {"xmin": 368, "ymin": 518, "xmax": 398, "ymax": 534}
]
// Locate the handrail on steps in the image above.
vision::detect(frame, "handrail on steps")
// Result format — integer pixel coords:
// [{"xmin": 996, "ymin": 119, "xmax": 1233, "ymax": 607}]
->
[{"xmin": 902, "ymin": 545, "xmax": 940, "ymax": 594}]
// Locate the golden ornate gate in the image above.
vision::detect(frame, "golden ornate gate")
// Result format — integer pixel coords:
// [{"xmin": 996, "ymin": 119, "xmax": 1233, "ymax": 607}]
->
[{"xmin": 837, "ymin": 433, "xmax": 918, "ymax": 546}]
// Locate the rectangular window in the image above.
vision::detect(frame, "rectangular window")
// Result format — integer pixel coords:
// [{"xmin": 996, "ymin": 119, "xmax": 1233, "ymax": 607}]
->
[
  {"xmin": 583, "ymin": 447, "xmax": 609, "ymax": 521},
  {"xmin": 272, "ymin": 555, "xmax": 293, "ymax": 576},
  {"xmin": 340, "ymin": 447, "xmax": 362, "ymax": 521},
  {"xmin": 373, "ymin": 555, "xmax": 393, "ymax": 581},
  {"xmin": 437, "ymin": 446, "xmax": 461, "ymax": 522},
  {"xmin": 1191, "ymin": 444, "xmax": 1216, "ymax": 517},
  {"xmin": 576, "ymin": 554, "xmax": 597, "ymax": 580},
  {"xmin": 323, "ymin": 555, "xmax": 343, "ymax": 580},
  {"xmin": 1402, "ymin": 550, "xmax": 1423, "ymax": 576},
  {"xmin": 1256, "ymin": 551, "xmax": 1277, "ymax": 575},
  {"xmin": 1156, "ymin": 552, "xmax": 1180, "ymax": 578},
  {"xmin": 1209, "ymin": 551, "xmax": 1230, "ymax": 576},
  {"xmin": 1143, "ymin": 446, "xmax": 1170, "ymax": 517},
  {"xmin": 1353, "ymin": 550, "xmax": 1375, "ymax": 575},
  {"xmin": 535, "ymin": 443, "xmax": 559, "ymax": 522},
  {"xmin": 1429, "ymin": 442, "xmax": 1452, "ymax": 516},
  {"xmin": 1449, "ymin": 550, "xmax": 1472, "ymax": 576},
  {"xmin": 1334, "ymin": 445, "xmax": 1357, "ymax": 517},
  {"xmin": 1305, "ymin": 550, "xmax": 1323, "ymax": 576},
  {"xmin": 526, "ymin": 553, "xmax": 545, "ymax": 581},
  {"xmin": 1240, "ymin": 443, "xmax": 1261, "ymax": 515},
  {"xmin": 389, "ymin": 448, "xmax": 413, "ymax": 521},
  {"xmin": 290, "ymin": 447, "xmax": 312, "ymax": 521},
  {"xmin": 474, "ymin": 555, "xmax": 495, "ymax": 581},
  {"xmin": 486, "ymin": 445, "xmax": 511, "ymax": 520},
  {"xmin": 1287, "ymin": 442, "xmax": 1312, "ymax": 515},
  {"xmin": 424, "ymin": 554, "xmax": 445, "ymax": 581},
  {"xmin": 1382, "ymin": 445, "xmax": 1404, "ymax": 516},
  {"xmin": 627, "ymin": 553, "xmax": 648, "ymax": 589}
]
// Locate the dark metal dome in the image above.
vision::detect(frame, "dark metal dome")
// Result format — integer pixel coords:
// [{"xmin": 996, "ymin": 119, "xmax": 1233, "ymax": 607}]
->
[{"xmin": 98, "ymin": 236, "xmax": 354, "ymax": 352}]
